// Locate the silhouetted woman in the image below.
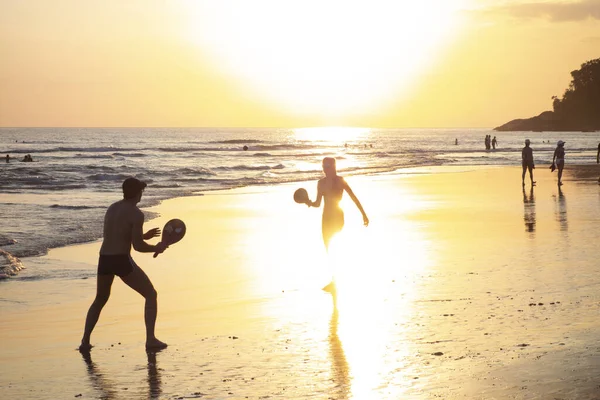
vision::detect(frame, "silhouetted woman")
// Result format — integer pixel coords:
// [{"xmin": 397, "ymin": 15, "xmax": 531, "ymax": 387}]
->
[
  {"xmin": 552, "ymin": 140, "xmax": 566, "ymax": 186},
  {"xmin": 307, "ymin": 157, "xmax": 369, "ymax": 251}
]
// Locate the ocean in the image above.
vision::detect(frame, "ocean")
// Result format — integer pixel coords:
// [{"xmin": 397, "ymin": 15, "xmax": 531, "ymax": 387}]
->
[{"xmin": 1, "ymin": 127, "xmax": 598, "ymax": 278}]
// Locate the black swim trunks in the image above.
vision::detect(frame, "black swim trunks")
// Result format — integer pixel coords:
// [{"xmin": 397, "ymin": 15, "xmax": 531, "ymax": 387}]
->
[{"xmin": 98, "ymin": 254, "xmax": 137, "ymax": 277}]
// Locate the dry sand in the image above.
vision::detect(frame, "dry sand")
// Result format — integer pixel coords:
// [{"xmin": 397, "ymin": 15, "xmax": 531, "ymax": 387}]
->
[{"xmin": 1, "ymin": 165, "xmax": 600, "ymax": 399}]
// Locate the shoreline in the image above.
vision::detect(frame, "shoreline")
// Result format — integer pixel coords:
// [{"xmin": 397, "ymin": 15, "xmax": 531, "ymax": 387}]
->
[{"xmin": 8, "ymin": 162, "xmax": 599, "ymax": 273}]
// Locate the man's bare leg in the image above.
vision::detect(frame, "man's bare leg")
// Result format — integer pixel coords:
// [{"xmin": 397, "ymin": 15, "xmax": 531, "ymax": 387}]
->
[
  {"xmin": 80, "ymin": 274, "xmax": 115, "ymax": 351},
  {"xmin": 121, "ymin": 265, "xmax": 167, "ymax": 349}
]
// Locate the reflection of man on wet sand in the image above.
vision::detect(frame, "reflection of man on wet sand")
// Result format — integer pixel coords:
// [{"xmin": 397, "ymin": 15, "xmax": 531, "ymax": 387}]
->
[
  {"xmin": 522, "ymin": 186, "xmax": 536, "ymax": 233},
  {"xmin": 79, "ymin": 177, "xmax": 168, "ymax": 352},
  {"xmin": 80, "ymin": 351, "xmax": 118, "ymax": 399},
  {"xmin": 306, "ymin": 157, "xmax": 369, "ymax": 289},
  {"xmin": 80, "ymin": 348, "xmax": 163, "ymax": 398}
]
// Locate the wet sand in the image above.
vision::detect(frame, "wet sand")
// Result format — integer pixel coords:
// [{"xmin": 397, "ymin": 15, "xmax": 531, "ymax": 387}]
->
[{"xmin": 1, "ymin": 165, "xmax": 600, "ymax": 399}]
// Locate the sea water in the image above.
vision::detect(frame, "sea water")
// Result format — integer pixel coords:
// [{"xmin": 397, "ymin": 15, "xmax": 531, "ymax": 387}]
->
[{"xmin": 1, "ymin": 127, "xmax": 598, "ymax": 278}]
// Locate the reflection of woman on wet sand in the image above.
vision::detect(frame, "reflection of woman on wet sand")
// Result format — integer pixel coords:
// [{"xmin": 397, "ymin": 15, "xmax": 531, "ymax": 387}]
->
[
  {"xmin": 307, "ymin": 157, "xmax": 369, "ymax": 251},
  {"xmin": 328, "ymin": 292, "xmax": 350, "ymax": 399}
]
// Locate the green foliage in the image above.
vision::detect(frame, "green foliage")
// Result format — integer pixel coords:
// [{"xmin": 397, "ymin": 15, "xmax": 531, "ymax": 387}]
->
[{"xmin": 552, "ymin": 58, "xmax": 600, "ymax": 130}]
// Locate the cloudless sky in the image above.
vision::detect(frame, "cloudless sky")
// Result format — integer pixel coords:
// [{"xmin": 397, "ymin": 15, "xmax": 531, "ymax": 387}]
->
[{"xmin": 1, "ymin": 0, "xmax": 598, "ymax": 128}]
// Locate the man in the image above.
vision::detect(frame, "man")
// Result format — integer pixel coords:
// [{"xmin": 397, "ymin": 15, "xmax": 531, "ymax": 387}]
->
[
  {"xmin": 79, "ymin": 177, "xmax": 168, "ymax": 352},
  {"xmin": 521, "ymin": 139, "xmax": 535, "ymax": 186}
]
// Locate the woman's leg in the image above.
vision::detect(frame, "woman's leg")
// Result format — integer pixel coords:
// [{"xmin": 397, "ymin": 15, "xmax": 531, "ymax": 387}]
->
[{"xmin": 558, "ymin": 163, "xmax": 564, "ymax": 184}]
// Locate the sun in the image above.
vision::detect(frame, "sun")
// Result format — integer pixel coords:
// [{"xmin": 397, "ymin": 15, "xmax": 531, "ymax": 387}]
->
[{"xmin": 180, "ymin": 0, "xmax": 467, "ymax": 119}]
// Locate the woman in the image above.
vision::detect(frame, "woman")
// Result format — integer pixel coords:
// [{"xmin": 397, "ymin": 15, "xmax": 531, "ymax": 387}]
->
[
  {"xmin": 307, "ymin": 157, "xmax": 369, "ymax": 251},
  {"xmin": 552, "ymin": 140, "xmax": 566, "ymax": 186}
]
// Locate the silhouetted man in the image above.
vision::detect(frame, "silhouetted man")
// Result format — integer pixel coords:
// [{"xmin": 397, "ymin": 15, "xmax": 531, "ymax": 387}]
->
[
  {"xmin": 521, "ymin": 139, "xmax": 535, "ymax": 186},
  {"xmin": 79, "ymin": 177, "xmax": 168, "ymax": 351}
]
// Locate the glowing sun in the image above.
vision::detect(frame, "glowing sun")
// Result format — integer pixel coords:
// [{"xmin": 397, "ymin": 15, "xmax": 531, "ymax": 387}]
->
[{"xmin": 181, "ymin": 0, "xmax": 466, "ymax": 118}]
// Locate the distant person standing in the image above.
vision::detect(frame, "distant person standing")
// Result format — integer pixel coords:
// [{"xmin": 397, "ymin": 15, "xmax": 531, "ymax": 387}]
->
[
  {"xmin": 455, "ymin": 138, "xmax": 458, "ymax": 145},
  {"xmin": 552, "ymin": 140, "xmax": 566, "ymax": 186},
  {"xmin": 492, "ymin": 136, "xmax": 498, "ymax": 149},
  {"xmin": 521, "ymin": 139, "xmax": 535, "ymax": 186},
  {"xmin": 596, "ymin": 142, "xmax": 599, "ymax": 183},
  {"xmin": 5, "ymin": 154, "xmax": 9, "ymax": 163}
]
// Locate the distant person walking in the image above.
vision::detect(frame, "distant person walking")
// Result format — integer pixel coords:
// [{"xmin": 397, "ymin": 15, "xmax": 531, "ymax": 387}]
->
[
  {"xmin": 521, "ymin": 139, "xmax": 535, "ymax": 186},
  {"xmin": 552, "ymin": 140, "xmax": 566, "ymax": 186},
  {"xmin": 79, "ymin": 177, "xmax": 168, "ymax": 352},
  {"xmin": 484, "ymin": 135, "xmax": 490, "ymax": 150},
  {"xmin": 492, "ymin": 136, "xmax": 498, "ymax": 149}
]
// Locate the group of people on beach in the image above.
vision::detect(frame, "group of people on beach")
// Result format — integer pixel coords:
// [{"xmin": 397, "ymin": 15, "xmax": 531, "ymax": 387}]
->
[
  {"xmin": 522, "ymin": 139, "xmax": 600, "ymax": 186},
  {"xmin": 522, "ymin": 139, "xmax": 566, "ymax": 186},
  {"xmin": 79, "ymin": 157, "xmax": 368, "ymax": 352},
  {"xmin": 78, "ymin": 138, "xmax": 600, "ymax": 352}
]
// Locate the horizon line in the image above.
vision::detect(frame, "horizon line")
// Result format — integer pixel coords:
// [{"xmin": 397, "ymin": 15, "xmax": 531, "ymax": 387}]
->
[{"xmin": 0, "ymin": 126, "xmax": 494, "ymax": 130}]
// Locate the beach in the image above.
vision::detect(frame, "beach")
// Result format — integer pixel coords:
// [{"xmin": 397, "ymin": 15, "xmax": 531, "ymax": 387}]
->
[{"xmin": 1, "ymin": 164, "xmax": 600, "ymax": 399}]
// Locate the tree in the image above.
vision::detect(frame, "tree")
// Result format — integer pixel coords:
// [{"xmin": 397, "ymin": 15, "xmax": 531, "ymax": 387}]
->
[
  {"xmin": 552, "ymin": 58, "xmax": 600, "ymax": 130},
  {"xmin": 496, "ymin": 57, "xmax": 600, "ymax": 131}
]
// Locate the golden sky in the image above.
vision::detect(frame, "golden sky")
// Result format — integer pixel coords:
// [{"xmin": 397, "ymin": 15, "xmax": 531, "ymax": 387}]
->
[{"xmin": 0, "ymin": 0, "xmax": 598, "ymax": 128}]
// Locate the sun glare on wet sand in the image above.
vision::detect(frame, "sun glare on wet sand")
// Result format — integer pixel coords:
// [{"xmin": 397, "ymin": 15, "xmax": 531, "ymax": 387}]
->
[{"xmin": 217, "ymin": 175, "xmax": 435, "ymax": 397}]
